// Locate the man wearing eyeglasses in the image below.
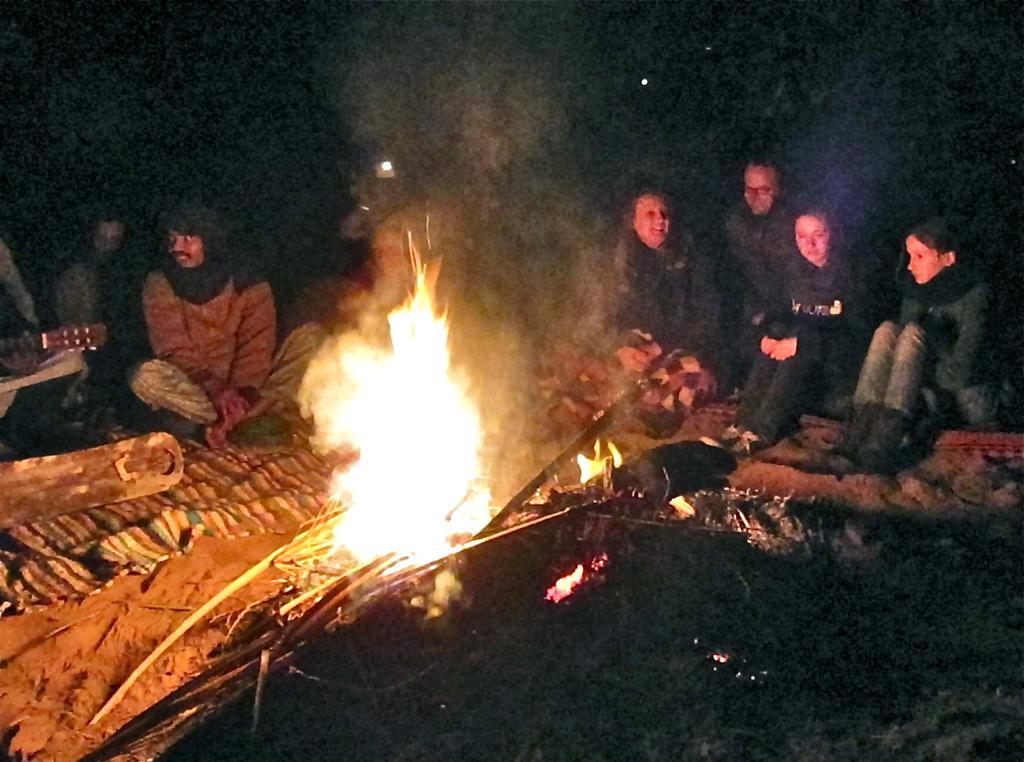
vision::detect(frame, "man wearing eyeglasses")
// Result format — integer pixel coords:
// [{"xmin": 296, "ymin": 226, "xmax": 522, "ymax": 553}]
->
[{"xmin": 723, "ymin": 160, "xmax": 795, "ymax": 385}]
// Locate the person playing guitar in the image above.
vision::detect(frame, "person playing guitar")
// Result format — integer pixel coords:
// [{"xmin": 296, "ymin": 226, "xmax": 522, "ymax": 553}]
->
[{"xmin": 1, "ymin": 238, "xmax": 105, "ymax": 456}]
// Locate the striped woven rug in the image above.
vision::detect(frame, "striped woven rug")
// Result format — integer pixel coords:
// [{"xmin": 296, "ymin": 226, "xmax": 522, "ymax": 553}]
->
[{"xmin": 0, "ymin": 441, "xmax": 333, "ymax": 612}]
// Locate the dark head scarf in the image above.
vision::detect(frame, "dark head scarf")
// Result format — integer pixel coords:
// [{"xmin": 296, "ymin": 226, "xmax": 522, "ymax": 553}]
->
[{"xmin": 158, "ymin": 205, "xmax": 231, "ymax": 304}]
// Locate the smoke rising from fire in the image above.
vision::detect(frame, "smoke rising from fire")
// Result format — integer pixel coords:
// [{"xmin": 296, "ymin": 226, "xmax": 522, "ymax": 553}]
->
[{"xmin": 319, "ymin": 5, "xmax": 616, "ymax": 497}]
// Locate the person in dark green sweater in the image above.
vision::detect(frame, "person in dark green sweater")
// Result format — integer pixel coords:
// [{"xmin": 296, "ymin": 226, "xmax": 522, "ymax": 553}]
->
[{"xmin": 843, "ymin": 218, "xmax": 993, "ymax": 471}]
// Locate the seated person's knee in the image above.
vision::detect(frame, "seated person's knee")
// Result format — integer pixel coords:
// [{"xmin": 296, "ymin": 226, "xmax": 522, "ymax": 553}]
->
[
  {"xmin": 899, "ymin": 321, "xmax": 926, "ymax": 348},
  {"xmin": 875, "ymin": 320, "xmax": 900, "ymax": 340}
]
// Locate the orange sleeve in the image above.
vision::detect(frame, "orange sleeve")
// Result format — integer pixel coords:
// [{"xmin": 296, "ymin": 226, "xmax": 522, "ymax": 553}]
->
[
  {"xmin": 228, "ymin": 281, "xmax": 276, "ymax": 392},
  {"xmin": 142, "ymin": 272, "xmax": 223, "ymax": 395}
]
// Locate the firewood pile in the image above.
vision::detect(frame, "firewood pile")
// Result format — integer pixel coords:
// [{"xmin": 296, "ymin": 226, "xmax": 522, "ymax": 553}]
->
[{"xmin": 79, "ymin": 437, "xmax": 865, "ymax": 761}]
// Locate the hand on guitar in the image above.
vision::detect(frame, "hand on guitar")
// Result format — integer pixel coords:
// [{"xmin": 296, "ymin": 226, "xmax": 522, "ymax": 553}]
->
[
  {"xmin": 0, "ymin": 345, "xmax": 42, "ymax": 376},
  {"xmin": 0, "ymin": 324, "xmax": 106, "ymax": 376}
]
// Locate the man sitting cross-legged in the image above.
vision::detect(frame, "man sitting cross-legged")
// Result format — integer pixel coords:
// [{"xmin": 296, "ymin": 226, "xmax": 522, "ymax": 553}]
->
[{"xmin": 130, "ymin": 205, "xmax": 323, "ymax": 448}]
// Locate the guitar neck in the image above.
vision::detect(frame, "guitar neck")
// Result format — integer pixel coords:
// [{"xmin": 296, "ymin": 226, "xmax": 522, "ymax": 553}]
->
[{"xmin": 0, "ymin": 324, "xmax": 107, "ymax": 355}]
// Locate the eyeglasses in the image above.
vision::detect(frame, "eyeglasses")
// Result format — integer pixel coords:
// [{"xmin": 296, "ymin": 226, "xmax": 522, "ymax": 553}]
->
[{"xmin": 745, "ymin": 185, "xmax": 776, "ymax": 197}]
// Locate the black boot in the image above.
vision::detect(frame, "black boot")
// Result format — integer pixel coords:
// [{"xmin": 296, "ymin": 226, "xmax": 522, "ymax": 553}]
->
[
  {"xmin": 857, "ymin": 407, "xmax": 910, "ymax": 474},
  {"xmin": 836, "ymin": 404, "xmax": 880, "ymax": 457}
]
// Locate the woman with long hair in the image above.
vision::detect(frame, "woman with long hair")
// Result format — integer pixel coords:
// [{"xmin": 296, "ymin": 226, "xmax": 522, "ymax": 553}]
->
[{"xmin": 723, "ymin": 208, "xmax": 865, "ymax": 452}]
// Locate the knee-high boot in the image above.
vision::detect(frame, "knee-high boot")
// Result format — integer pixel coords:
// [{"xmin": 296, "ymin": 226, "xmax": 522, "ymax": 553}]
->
[{"xmin": 856, "ymin": 407, "xmax": 910, "ymax": 473}]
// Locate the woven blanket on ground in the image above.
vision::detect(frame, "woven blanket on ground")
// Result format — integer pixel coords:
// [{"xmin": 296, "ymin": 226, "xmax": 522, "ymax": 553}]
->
[{"xmin": 0, "ymin": 442, "xmax": 332, "ymax": 612}]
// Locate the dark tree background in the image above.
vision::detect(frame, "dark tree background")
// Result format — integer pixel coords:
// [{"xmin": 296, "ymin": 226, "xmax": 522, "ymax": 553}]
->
[{"xmin": 1, "ymin": 1, "xmax": 1020, "ymax": 384}]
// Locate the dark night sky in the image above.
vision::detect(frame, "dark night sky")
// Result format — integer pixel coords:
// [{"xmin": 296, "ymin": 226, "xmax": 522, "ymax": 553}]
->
[{"xmin": 1, "ymin": 1, "xmax": 1021, "ymax": 345}]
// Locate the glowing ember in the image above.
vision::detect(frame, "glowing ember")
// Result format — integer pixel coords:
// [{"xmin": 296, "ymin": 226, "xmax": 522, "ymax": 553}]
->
[
  {"xmin": 669, "ymin": 495, "xmax": 696, "ymax": 518},
  {"xmin": 576, "ymin": 440, "xmax": 622, "ymax": 485},
  {"xmin": 545, "ymin": 553, "xmax": 609, "ymax": 603},
  {"xmin": 299, "ymin": 251, "xmax": 493, "ymax": 566},
  {"xmin": 410, "ymin": 567, "xmax": 463, "ymax": 619}
]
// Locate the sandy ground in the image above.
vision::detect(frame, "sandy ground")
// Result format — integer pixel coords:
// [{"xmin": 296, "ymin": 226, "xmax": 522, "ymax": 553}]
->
[
  {"xmin": 660, "ymin": 410, "xmax": 1021, "ymax": 517},
  {"xmin": 0, "ymin": 411, "xmax": 1019, "ymax": 761},
  {"xmin": 0, "ymin": 532, "xmax": 292, "ymax": 761}
]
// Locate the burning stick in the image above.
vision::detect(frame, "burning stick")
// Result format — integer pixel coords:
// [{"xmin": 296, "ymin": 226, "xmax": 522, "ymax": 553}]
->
[
  {"xmin": 88, "ymin": 537, "xmax": 295, "ymax": 727},
  {"xmin": 480, "ymin": 350, "xmax": 692, "ymax": 537},
  {"xmin": 544, "ymin": 553, "xmax": 609, "ymax": 603},
  {"xmin": 87, "ymin": 508, "xmax": 347, "ymax": 727},
  {"xmin": 250, "ymin": 648, "xmax": 271, "ymax": 736},
  {"xmin": 80, "ymin": 502, "xmax": 606, "ymax": 761},
  {"xmin": 85, "ymin": 496, "xmax": 583, "ymax": 744}
]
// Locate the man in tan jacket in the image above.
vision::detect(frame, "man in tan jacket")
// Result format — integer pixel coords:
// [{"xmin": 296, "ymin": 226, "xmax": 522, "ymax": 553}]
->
[{"xmin": 131, "ymin": 206, "xmax": 322, "ymax": 447}]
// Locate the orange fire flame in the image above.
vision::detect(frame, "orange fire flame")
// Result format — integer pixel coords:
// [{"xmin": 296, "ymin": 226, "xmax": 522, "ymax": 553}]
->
[
  {"xmin": 299, "ymin": 251, "xmax": 494, "ymax": 567},
  {"xmin": 576, "ymin": 440, "xmax": 622, "ymax": 485},
  {"xmin": 544, "ymin": 553, "xmax": 609, "ymax": 603}
]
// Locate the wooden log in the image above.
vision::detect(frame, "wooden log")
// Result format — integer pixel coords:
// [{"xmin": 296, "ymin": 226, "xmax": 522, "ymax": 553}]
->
[
  {"xmin": 0, "ymin": 432, "xmax": 184, "ymax": 528},
  {"xmin": 705, "ymin": 403, "xmax": 1024, "ymax": 457}
]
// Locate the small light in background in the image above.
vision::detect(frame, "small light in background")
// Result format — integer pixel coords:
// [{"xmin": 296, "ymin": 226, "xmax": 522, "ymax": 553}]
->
[
  {"xmin": 375, "ymin": 160, "xmax": 395, "ymax": 179},
  {"xmin": 704, "ymin": 44, "xmax": 713, "ymax": 52},
  {"xmin": 641, "ymin": 77, "xmax": 649, "ymax": 86}
]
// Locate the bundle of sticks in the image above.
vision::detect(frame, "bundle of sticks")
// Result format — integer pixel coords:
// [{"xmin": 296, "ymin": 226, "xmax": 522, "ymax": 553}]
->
[{"xmin": 81, "ymin": 496, "xmax": 599, "ymax": 761}]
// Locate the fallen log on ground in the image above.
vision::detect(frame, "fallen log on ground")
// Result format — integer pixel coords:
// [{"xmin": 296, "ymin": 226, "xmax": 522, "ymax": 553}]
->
[{"xmin": 0, "ymin": 432, "xmax": 184, "ymax": 529}]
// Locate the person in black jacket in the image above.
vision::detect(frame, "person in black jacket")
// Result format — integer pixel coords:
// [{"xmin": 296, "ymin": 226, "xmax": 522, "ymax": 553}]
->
[
  {"xmin": 612, "ymin": 191, "xmax": 722, "ymax": 427},
  {"xmin": 723, "ymin": 160, "xmax": 795, "ymax": 386},
  {"xmin": 541, "ymin": 190, "xmax": 721, "ymax": 437},
  {"xmin": 54, "ymin": 212, "xmax": 149, "ymax": 412},
  {"xmin": 722, "ymin": 209, "xmax": 864, "ymax": 452},
  {"xmin": 1, "ymin": 239, "xmax": 86, "ymax": 456},
  {"xmin": 612, "ymin": 192, "xmax": 722, "ymax": 377}
]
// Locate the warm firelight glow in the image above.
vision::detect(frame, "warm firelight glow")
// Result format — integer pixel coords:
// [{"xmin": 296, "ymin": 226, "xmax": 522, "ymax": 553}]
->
[
  {"xmin": 299, "ymin": 251, "xmax": 493, "ymax": 565},
  {"xmin": 576, "ymin": 439, "xmax": 622, "ymax": 485},
  {"xmin": 544, "ymin": 553, "xmax": 609, "ymax": 603}
]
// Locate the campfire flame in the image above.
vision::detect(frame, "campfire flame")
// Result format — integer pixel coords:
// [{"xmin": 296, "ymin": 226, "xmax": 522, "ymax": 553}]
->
[
  {"xmin": 576, "ymin": 440, "xmax": 622, "ymax": 485},
  {"xmin": 299, "ymin": 251, "xmax": 493, "ymax": 566},
  {"xmin": 544, "ymin": 553, "xmax": 609, "ymax": 603}
]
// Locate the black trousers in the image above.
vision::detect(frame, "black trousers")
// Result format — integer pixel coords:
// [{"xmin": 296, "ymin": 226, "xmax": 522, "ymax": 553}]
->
[
  {"xmin": 0, "ymin": 376, "xmax": 75, "ymax": 456},
  {"xmin": 736, "ymin": 333, "xmax": 826, "ymax": 443}
]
